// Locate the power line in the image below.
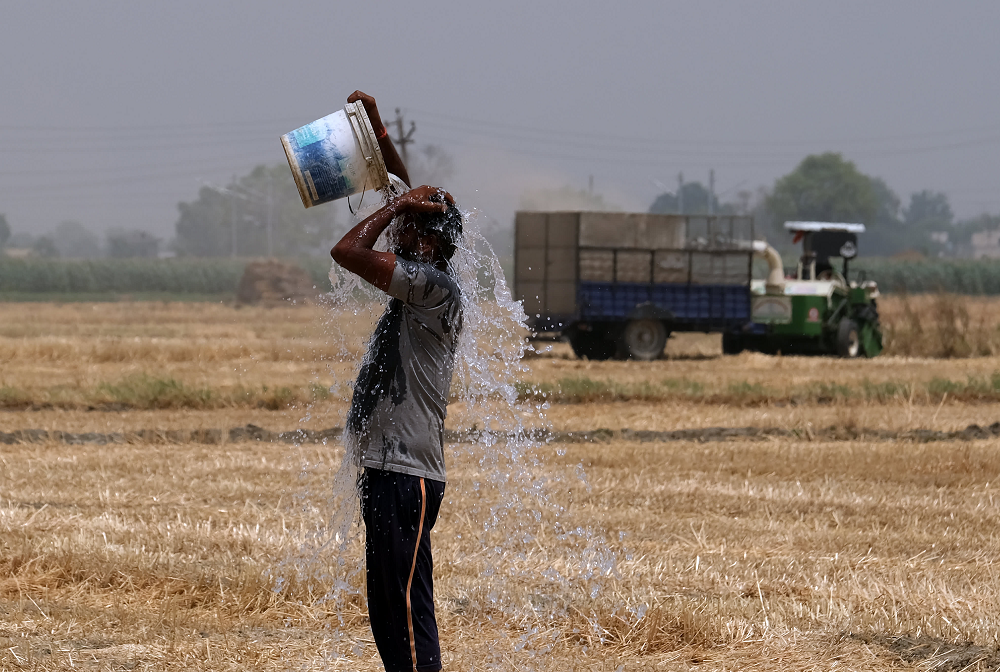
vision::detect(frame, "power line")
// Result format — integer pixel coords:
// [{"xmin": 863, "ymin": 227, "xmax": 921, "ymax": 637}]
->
[
  {"xmin": 0, "ymin": 149, "xmax": 277, "ymax": 177},
  {"xmin": 416, "ymin": 132, "xmax": 803, "ymax": 168},
  {"xmin": 0, "ymin": 117, "xmax": 303, "ymax": 133},
  {"xmin": 411, "ymin": 107, "xmax": 1000, "ymax": 148},
  {"xmin": 1, "ymin": 109, "xmax": 995, "ymax": 168},
  {"xmin": 0, "ymin": 136, "xmax": 285, "ymax": 153},
  {"xmin": 417, "ymin": 117, "xmax": 1000, "ymax": 160},
  {"xmin": 2, "ymin": 108, "xmax": 997, "ymax": 219},
  {"xmin": 0, "ymin": 163, "xmax": 277, "ymax": 196},
  {"xmin": 2, "ymin": 107, "xmax": 999, "ymax": 154},
  {"xmin": 417, "ymin": 126, "xmax": 1000, "ymax": 167},
  {"xmin": 9, "ymin": 108, "xmax": 995, "ymax": 147}
]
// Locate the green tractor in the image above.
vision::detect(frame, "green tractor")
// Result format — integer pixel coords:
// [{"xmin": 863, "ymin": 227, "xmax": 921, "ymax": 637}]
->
[{"xmin": 725, "ymin": 221, "xmax": 883, "ymax": 357}]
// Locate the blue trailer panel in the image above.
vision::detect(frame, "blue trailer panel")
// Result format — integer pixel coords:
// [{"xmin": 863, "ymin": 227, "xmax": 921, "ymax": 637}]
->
[
  {"xmin": 513, "ymin": 211, "xmax": 759, "ymax": 359},
  {"xmin": 579, "ymin": 282, "xmax": 751, "ymax": 327}
]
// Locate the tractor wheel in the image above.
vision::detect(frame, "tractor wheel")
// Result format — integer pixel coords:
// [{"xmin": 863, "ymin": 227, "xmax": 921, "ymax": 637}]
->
[
  {"xmin": 621, "ymin": 319, "xmax": 668, "ymax": 360},
  {"xmin": 568, "ymin": 329, "xmax": 616, "ymax": 361},
  {"xmin": 836, "ymin": 318, "xmax": 861, "ymax": 358},
  {"xmin": 722, "ymin": 332, "xmax": 744, "ymax": 355},
  {"xmin": 854, "ymin": 303, "xmax": 883, "ymax": 357}
]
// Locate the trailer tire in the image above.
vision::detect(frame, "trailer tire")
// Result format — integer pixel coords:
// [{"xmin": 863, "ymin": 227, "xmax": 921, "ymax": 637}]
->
[
  {"xmin": 621, "ymin": 319, "xmax": 668, "ymax": 360},
  {"xmin": 569, "ymin": 330, "xmax": 617, "ymax": 361},
  {"xmin": 836, "ymin": 318, "xmax": 860, "ymax": 358}
]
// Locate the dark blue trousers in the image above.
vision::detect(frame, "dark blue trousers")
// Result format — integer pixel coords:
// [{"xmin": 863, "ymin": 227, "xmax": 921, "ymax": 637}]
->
[{"xmin": 361, "ymin": 468, "xmax": 445, "ymax": 672}]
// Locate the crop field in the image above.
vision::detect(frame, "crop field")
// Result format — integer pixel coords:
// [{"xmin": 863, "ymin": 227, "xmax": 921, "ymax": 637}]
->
[{"xmin": 3, "ymin": 298, "xmax": 1000, "ymax": 671}]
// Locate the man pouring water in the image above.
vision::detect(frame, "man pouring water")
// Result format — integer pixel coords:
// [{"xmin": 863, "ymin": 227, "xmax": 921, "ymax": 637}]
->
[{"xmin": 330, "ymin": 91, "xmax": 463, "ymax": 672}]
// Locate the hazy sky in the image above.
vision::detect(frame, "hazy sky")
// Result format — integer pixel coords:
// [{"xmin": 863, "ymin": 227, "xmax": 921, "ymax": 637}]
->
[{"xmin": 2, "ymin": 1, "xmax": 998, "ymax": 241}]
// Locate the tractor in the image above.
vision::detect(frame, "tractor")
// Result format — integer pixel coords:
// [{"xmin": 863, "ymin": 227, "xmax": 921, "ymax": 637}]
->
[{"xmin": 724, "ymin": 221, "xmax": 883, "ymax": 357}]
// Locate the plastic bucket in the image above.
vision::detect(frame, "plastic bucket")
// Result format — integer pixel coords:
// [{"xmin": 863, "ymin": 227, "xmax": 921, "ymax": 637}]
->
[{"xmin": 281, "ymin": 101, "xmax": 389, "ymax": 208}]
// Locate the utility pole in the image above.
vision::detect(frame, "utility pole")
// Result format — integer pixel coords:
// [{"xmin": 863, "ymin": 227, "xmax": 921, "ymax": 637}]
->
[
  {"xmin": 708, "ymin": 169, "xmax": 715, "ymax": 215},
  {"xmin": 588, "ymin": 175, "xmax": 594, "ymax": 195},
  {"xmin": 392, "ymin": 108, "xmax": 416, "ymax": 167},
  {"xmin": 677, "ymin": 172, "xmax": 684, "ymax": 214},
  {"xmin": 230, "ymin": 174, "xmax": 238, "ymax": 258}
]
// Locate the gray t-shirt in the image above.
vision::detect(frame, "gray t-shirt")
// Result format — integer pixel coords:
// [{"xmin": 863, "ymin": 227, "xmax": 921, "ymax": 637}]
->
[{"xmin": 347, "ymin": 258, "xmax": 462, "ymax": 482}]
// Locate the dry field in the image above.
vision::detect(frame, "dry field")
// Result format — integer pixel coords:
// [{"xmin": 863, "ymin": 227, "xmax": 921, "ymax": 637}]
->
[{"xmin": 3, "ymin": 298, "xmax": 1000, "ymax": 671}]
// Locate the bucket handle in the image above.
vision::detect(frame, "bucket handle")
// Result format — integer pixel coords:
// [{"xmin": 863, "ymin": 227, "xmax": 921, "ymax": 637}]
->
[
  {"xmin": 347, "ymin": 110, "xmax": 374, "ymax": 164},
  {"xmin": 344, "ymin": 102, "xmax": 389, "ymax": 192}
]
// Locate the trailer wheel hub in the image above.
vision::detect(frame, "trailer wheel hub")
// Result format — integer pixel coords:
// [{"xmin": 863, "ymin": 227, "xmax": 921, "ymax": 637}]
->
[{"xmin": 623, "ymin": 319, "xmax": 668, "ymax": 361}]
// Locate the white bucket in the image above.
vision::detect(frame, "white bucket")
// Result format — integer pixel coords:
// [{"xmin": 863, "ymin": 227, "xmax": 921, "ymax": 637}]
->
[{"xmin": 281, "ymin": 101, "xmax": 390, "ymax": 208}]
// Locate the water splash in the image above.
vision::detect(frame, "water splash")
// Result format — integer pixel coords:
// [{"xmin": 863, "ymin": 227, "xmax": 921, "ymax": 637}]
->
[
  {"xmin": 442, "ymin": 209, "xmax": 619, "ymax": 618},
  {"xmin": 277, "ymin": 192, "xmax": 619, "ymax": 650}
]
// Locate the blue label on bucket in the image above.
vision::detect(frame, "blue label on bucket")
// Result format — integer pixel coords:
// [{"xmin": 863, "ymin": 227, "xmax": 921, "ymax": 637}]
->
[
  {"xmin": 296, "ymin": 142, "xmax": 351, "ymax": 203},
  {"xmin": 291, "ymin": 121, "xmax": 325, "ymax": 148}
]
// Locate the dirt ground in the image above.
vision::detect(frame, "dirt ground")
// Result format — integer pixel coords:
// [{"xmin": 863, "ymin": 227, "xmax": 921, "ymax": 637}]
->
[{"xmin": 2, "ymin": 300, "xmax": 1000, "ymax": 670}]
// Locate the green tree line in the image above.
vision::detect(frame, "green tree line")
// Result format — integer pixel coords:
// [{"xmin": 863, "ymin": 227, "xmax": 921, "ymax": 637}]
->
[
  {"xmin": 4, "ymin": 256, "xmax": 1000, "ymax": 297},
  {"xmin": 651, "ymin": 152, "xmax": 999, "ymax": 258},
  {"xmin": 173, "ymin": 164, "xmax": 336, "ymax": 257}
]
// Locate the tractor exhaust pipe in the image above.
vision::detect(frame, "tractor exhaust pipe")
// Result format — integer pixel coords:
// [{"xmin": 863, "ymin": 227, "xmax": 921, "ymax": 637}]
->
[{"xmin": 752, "ymin": 240, "xmax": 786, "ymax": 294}]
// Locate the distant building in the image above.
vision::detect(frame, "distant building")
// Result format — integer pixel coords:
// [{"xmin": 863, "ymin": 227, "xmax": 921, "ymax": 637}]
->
[
  {"xmin": 1, "ymin": 247, "xmax": 34, "ymax": 259},
  {"xmin": 970, "ymin": 229, "xmax": 1000, "ymax": 259}
]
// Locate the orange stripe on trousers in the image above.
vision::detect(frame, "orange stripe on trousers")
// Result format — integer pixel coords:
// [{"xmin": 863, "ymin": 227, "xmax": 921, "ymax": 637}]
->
[{"xmin": 405, "ymin": 478, "xmax": 426, "ymax": 672}]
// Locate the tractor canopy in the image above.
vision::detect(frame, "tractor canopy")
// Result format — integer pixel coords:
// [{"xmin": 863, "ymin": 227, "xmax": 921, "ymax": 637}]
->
[{"xmin": 784, "ymin": 221, "xmax": 866, "ymax": 280}]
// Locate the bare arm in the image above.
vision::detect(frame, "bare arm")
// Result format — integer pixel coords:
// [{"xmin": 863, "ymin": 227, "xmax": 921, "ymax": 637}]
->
[
  {"xmin": 347, "ymin": 91, "xmax": 411, "ymax": 188},
  {"xmin": 330, "ymin": 202, "xmax": 399, "ymax": 292},
  {"xmin": 330, "ymin": 186, "xmax": 453, "ymax": 291}
]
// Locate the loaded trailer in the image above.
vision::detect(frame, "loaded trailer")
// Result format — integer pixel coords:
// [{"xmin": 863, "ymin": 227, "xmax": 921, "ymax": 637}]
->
[
  {"xmin": 512, "ymin": 212, "xmax": 881, "ymax": 360},
  {"xmin": 513, "ymin": 211, "xmax": 782, "ymax": 360}
]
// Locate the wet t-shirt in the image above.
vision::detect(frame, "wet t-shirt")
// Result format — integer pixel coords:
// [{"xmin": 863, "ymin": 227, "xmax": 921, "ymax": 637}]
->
[{"xmin": 347, "ymin": 258, "xmax": 462, "ymax": 482}]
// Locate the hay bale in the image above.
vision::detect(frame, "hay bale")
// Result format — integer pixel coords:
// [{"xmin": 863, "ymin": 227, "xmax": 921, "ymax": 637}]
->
[{"xmin": 236, "ymin": 260, "xmax": 317, "ymax": 305}]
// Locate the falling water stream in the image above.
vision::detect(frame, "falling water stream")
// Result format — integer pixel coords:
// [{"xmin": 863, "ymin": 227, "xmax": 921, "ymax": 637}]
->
[{"xmin": 273, "ymin": 193, "xmax": 622, "ymax": 666}]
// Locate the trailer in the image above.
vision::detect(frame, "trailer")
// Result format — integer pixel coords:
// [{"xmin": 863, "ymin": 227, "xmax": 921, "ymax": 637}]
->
[{"xmin": 513, "ymin": 211, "xmax": 764, "ymax": 360}]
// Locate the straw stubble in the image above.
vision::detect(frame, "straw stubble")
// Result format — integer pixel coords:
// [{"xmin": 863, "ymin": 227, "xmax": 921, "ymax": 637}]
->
[
  {"xmin": 3, "ymin": 434, "xmax": 999, "ymax": 670},
  {"xmin": 3, "ymin": 299, "xmax": 1000, "ymax": 670}
]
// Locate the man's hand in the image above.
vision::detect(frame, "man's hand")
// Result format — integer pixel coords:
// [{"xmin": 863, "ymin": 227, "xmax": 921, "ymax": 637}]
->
[
  {"xmin": 347, "ymin": 90, "xmax": 385, "ymax": 135},
  {"xmin": 347, "ymin": 90, "xmax": 411, "ymax": 187},
  {"xmin": 390, "ymin": 186, "xmax": 455, "ymax": 216}
]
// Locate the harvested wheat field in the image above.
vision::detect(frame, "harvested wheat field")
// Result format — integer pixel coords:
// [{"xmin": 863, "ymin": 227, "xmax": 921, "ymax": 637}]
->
[{"xmin": 3, "ymin": 298, "xmax": 1000, "ymax": 671}]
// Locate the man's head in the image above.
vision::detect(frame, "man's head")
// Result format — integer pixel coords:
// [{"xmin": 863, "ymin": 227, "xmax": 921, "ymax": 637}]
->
[{"xmin": 395, "ymin": 193, "xmax": 462, "ymax": 269}]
